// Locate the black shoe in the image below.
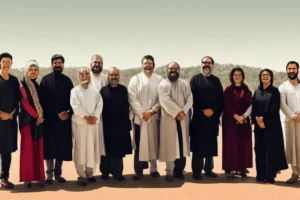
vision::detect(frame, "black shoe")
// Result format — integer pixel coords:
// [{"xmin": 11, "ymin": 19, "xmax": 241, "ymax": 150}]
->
[
  {"xmin": 174, "ymin": 173, "xmax": 185, "ymax": 180},
  {"xmin": 101, "ymin": 174, "xmax": 109, "ymax": 180},
  {"xmin": 77, "ymin": 177, "xmax": 87, "ymax": 186},
  {"xmin": 37, "ymin": 181, "xmax": 46, "ymax": 188},
  {"xmin": 45, "ymin": 179, "xmax": 53, "ymax": 185},
  {"xmin": 165, "ymin": 175, "xmax": 174, "ymax": 181},
  {"xmin": 150, "ymin": 172, "xmax": 160, "ymax": 178},
  {"xmin": 256, "ymin": 177, "xmax": 265, "ymax": 182},
  {"xmin": 193, "ymin": 174, "xmax": 203, "ymax": 180},
  {"xmin": 1, "ymin": 179, "xmax": 14, "ymax": 189},
  {"xmin": 55, "ymin": 176, "xmax": 67, "ymax": 183},
  {"xmin": 205, "ymin": 171, "xmax": 218, "ymax": 177},
  {"xmin": 24, "ymin": 182, "xmax": 33, "ymax": 188},
  {"xmin": 133, "ymin": 173, "xmax": 143, "ymax": 180},
  {"xmin": 87, "ymin": 176, "xmax": 97, "ymax": 182},
  {"xmin": 114, "ymin": 175, "xmax": 126, "ymax": 182}
]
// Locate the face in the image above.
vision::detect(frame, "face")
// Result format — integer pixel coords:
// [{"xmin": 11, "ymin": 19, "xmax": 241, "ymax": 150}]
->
[
  {"xmin": 91, "ymin": 56, "xmax": 103, "ymax": 74},
  {"xmin": 52, "ymin": 58, "xmax": 64, "ymax": 72},
  {"xmin": 201, "ymin": 57, "xmax": 213, "ymax": 76},
  {"xmin": 260, "ymin": 71, "xmax": 271, "ymax": 84},
  {"xmin": 0, "ymin": 57, "xmax": 12, "ymax": 73},
  {"xmin": 108, "ymin": 68, "xmax": 120, "ymax": 87},
  {"xmin": 233, "ymin": 71, "xmax": 243, "ymax": 84},
  {"xmin": 142, "ymin": 58, "xmax": 154, "ymax": 75},
  {"xmin": 167, "ymin": 63, "xmax": 180, "ymax": 81},
  {"xmin": 287, "ymin": 64, "xmax": 298, "ymax": 80},
  {"xmin": 27, "ymin": 65, "xmax": 39, "ymax": 80},
  {"xmin": 79, "ymin": 68, "xmax": 90, "ymax": 84}
]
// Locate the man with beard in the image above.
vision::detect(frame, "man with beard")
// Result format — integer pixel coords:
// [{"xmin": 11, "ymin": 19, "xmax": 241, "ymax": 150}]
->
[
  {"xmin": 90, "ymin": 54, "xmax": 107, "ymax": 91},
  {"xmin": 190, "ymin": 56, "xmax": 224, "ymax": 180},
  {"xmin": 100, "ymin": 67, "xmax": 132, "ymax": 181},
  {"xmin": 128, "ymin": 55, "xmax": 163, "ymax": 180},
  {"xmin": 0, "ymin": 52, "xmax": 21, "ymax": 189},
  {"xmin": 40, "ymin": 54, "xmax": 74, "ymax": 185},
  {"xmin": 158, "ymin": 62, "xmax": 193, "ymax": 181},
  {"xmin": 279, "ymin": 61, "xmax": 300, "ymax": 184},
  {"xmin": 70, "ymin": 67, "xmax": 103, "ymax": 186}
]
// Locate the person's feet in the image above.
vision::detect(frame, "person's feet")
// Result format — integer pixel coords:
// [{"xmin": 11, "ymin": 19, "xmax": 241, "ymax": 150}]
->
[
  {"xmin": 205, "ymin": 171, "xmax": 218, "ymax": 177},
  {"xmin": 193, "ymin": 173, "xmax": 203, "ymax": 180},
  {"xmin": 174, "ymin": 173, "xmax": 185, "ymax": 179},
  {"xmin": 114, "ymin": 175, "xmax": 126, "ymax": 182},
  {"xmin": 286, "ymin": 174, "xmax": 299, "ymax": 184},
  {"xmin": 45, "ymin": 179, "xmax": 53, "ymax": 185},
  {"xmin": 133, "ymin": 173, "xmax": 144, "ymax": 180},
  {"xmin": 101, "ymin": 174, "xmax": 109, "ymax": 180},
  {"xmin": 55, "ymin": 176, "xmax": 67, "ymax": 183},
  {"xmin": 87, "ymin": 176, "xmax": 97, "ymax": 182},
  {"xmin": 165, "ymin": 175, "xmax": 173, "ymax": 181},
  {"xmin": 24, "ymin": 181, "xmax": 33, "ymax": 188},
  {"xmin": 37, "ymin": 181, "xmax": 46, "ymax": 188},
  {"xmin": 150, "ymin": 171, "xmax": 160, "ymax": 178},
  {"xmin": 1, "ymin": 179, "xmax": 14, "ymax": 189},
  {"xmin": 226, "ymin": 171, "xmax": 235, "ymax": 179},
  {"xmin": 77, "ymin": 177, "xmax": 87, "ymax": 186}
]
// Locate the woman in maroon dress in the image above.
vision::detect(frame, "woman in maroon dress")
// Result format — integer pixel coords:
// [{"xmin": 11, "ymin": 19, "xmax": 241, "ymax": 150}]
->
[
  {"xmin": 222, "ymin": 67, "xmax": 252, "ymax": 178},
  {"xmin": 19, "ymin": 60, "xmax": 45, "ymax": 188}
]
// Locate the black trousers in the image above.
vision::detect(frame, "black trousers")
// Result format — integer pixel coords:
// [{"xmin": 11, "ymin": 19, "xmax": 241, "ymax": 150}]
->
[
  {"xmin": 0, "ymin": 153, "xmax": 12, "ymax": 179},
  {"xmin": 100, "ymin": 156, "xmax": 124, "ymax": 177},
  {"xmin": 191, "ymin": 153, "xmax": 214, "ymax": 175},
  {"xmin": 254, "ymin": 131, "xmax": 276, "ymax": 180},
  {"xmin": 134, "ymin": 124, "xmax": 150, "ymax": 175}
]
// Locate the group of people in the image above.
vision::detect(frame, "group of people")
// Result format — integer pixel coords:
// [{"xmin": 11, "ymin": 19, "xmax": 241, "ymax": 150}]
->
[{"xmin": 0, "ymin": 52, "xmax": 299, "ymax": 190}]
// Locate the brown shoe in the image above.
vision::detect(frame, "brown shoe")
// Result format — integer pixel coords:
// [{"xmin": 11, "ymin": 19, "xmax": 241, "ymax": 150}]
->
[
  {"xmin": 286, "ymin": 174, "xmax": 299, "ymax": 184},
  {"xmin": 1, "ymin": 179, "xmax": 14, "ymax": 189}
]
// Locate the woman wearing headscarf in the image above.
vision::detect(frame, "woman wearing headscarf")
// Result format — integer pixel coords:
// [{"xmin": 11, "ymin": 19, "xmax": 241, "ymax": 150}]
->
[
  {"xmin": 251, "ymin": 69, "xmax": 288, "ymax": 184},
  {"xmin": 19, "ymin": 60, "xmax": 45, "ymax": 188},
  {"xmin": 222, "ymin": 67, "xmax": 253, "ymax": 178}
]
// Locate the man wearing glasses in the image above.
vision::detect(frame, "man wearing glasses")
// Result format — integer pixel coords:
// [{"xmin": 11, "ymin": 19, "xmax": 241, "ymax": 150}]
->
[
  {"xmin": 190, "ymin": 56, "xmax": 224, "ymax": 180},
  {"xmin": 100, "ymin": 67, "xmax": 132, "ymax": 181}
]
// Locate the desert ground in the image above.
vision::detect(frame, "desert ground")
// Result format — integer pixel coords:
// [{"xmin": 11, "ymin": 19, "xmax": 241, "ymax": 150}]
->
[{"xmin": 1, "ymin": 128, "xmax": 300, "ymax": 200}]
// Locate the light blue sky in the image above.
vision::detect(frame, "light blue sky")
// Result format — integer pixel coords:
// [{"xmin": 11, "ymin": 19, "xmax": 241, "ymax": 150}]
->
[{"xmin": 1, "ymin": 0, "xmax": 299, "ymax": 71}]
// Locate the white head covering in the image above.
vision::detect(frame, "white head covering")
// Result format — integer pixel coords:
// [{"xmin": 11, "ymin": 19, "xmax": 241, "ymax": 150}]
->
[{"xmin": 25, "ymin": 59, "xmax": 39, "ymax": 76}]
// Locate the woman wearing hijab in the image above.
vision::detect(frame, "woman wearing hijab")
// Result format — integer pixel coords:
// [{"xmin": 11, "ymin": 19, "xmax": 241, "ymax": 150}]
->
[
  {"xmin": 222, "ymin": 67, "xmax": 253, "ymax": 178},
  {"xmin": 251, "ymin": 69, "xmax": 288, "ymax": 184},
  {"xmin": 19, "ymin": 60, "xmax": 45, "ymax": 188}
]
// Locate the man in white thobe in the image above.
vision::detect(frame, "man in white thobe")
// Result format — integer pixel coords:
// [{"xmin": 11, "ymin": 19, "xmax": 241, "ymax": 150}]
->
[
  {"xmin": 279, "ymin": 61, "xmax": 300, "ymax": 184},
  {"xmin": 90, "ymin": 54, "xmax": 108, "ymax": 92},
  {"xmin": 158, "ymin": 62, "xmax": 193, "ymax": 181},
  {"xmin": 70, "ymin": 67, "xmax": 103, "ymax": 186},
  {"xmin": 128, "ymin": 55, "xmax": 163, "ymax": 180}
]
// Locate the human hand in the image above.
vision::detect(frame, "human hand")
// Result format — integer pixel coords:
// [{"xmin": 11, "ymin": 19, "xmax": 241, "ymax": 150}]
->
[
  {"xmin": 203, "ymin": 109, "xmax": 214, "ymax": 117},
  {"xmin": 36, "ymin": 117, "xmax": 44, "ymax": 125},
  {"xmin": 58, "ymin": 111, "xmax": 69, "ymax": 121},
  {"xmin": 0, "ymin": 112, "xmax": 10, "ymax": 120},
  {"xmin": 143, "ymin": 111, "xmax": 152, "ymax": 122}
]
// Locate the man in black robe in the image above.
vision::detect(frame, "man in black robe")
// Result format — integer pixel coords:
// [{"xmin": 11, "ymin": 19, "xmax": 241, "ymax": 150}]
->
[
  {"xmin": 190, "ymin": 56, "xmax": 224, "ymax": 180},
  {"xmin": 100, "ymin": 67, "xmax": 132, "ymax": 181},
  {"xmin": 40, "ymin": 54, "xmax": 74, "ymax": 185},
  {"xmin": 0, "ymin": 52, "xmax": 20, "ymax": 189}
]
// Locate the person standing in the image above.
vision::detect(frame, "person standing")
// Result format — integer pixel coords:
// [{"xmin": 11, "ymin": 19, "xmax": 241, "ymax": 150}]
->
[
  {"xmin": 40, "ymin": 54, "xmax": 74, "ymax": 185},
  {"xmin": 158, "ymin": 62, "xmax": 193, "ymax": 181},
  {"xmin": 190, "ymin": 56, "xmax": 224, "ymax": 180},
  {"xmin": 0, "ymin": 52, "xmax": 21, "ymax": 189}
]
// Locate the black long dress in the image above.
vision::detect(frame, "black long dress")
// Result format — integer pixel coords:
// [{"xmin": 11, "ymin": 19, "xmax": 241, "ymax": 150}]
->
[
  {"xmin": 40, "ymin": 72, "xmax": 74, "ymax": 161},
  {"xmin": 0, "ymin": 74, "xmax": 20, "ymax": 154},
  {"xmin": 190, "ymin": 73, "xmax": 224, "ymax": 157},
  {"xmin": 251, "ymin": 85, "xmax": 288, "ymax": 181},
  {"xmin": 100, "ymin": 84, "xmax": 132, "ymax": 157}
]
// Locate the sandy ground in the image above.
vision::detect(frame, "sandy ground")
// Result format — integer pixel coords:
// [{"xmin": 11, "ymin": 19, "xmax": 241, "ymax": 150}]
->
[{"xmin": 1, "ymin": 130, "xmax": 300, "ymax": 200}]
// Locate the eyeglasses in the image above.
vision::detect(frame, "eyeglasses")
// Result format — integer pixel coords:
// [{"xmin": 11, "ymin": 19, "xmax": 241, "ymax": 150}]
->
[
  {"xmin": 202, "ymin": 62, "xmax": 213, "ymax": 65},
  {"xmin": 168, "ymin": 67, "xmax": 180, "ymax": 71},
  {"xmin": 233, "ymin": 74, "xmax": 242, "ymax": 77},
  {"xmin": 261, "ymin": 73, "xmax": 270, "ymax": 77},
  {"xmin": 108, "ymin": 74, "xmax": 120, "ymax": 77}
]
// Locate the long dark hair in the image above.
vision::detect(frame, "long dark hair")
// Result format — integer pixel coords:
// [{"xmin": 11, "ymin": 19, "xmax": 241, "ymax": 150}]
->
[
  {"xmin": 229, "ymin": 67, "xmax": 245, "ymax": 85},
  {"xmin": 259, "ymin": 68, "xmax": 273, "ymax": 89}
]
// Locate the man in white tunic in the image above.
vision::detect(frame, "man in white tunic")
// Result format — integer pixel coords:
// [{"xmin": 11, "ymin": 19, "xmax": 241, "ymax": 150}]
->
[
  {"xmin": 128, "ymin": 55, "xmax": 163, "ymax": 180},
  {"xmin": 70, "ymin": 67, "xmax": 103, "ymax": 186},
  {"xmin": 158, "ymin": 62, "xmax": 193, "ymax": 181},
  {"xmin": 90, "ymin": 54, "xmax": 107, "ymax": 92},
  {"xmin": 279, "ymin": 61, "xmax": 300, "ymax": 184}
]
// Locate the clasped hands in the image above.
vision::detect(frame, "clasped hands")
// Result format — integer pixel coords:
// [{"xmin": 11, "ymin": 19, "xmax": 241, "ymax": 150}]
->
[
  {"xmin": 0, "ymin": 111, "xmax": 12, "ymax": 120},
  {"xmin": 142, "ymin": 110, "xmax": 156, "ymax": 122},
  {"xmin": 202, "ymin": 109, "xmax": 214, "ymax": 118},
  {"xmin": 293, "ymin": 115, "xmax": 300, "ymax": 122},
  {"xmin": 176, "ymin": 111, "xmax": 185, "ymax": 121},
  {"xmin": 58, "ymin": 111, "xmax": 69, "ymax": 121},
  {"xmin": 256, "ymin": 117, "xmax": 266, "ymax": 129},
  {"xmin": 83, "ymin": 116, "xmax": 98, "ymax": 125},
  {"xmin": 234, "ymin": 114, "xmax": 245, "ymax": 124}
]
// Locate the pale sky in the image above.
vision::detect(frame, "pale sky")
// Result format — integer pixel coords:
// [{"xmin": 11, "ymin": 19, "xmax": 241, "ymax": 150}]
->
[{"xmin": 1, "ymin": 0, "xmax": 299, "ymax": 71}]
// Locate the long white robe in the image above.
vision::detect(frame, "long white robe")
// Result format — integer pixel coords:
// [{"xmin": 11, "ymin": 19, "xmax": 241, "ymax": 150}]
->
[
  {"xmin": 279, "ymin": 80, "xmax": 300, "ymax": 167},
  {"xmin": 70, "ymin": 85, "xmax": 104, "ymax": 170},
  {"xmin": 158, "ymin": 78, "xmax": 193, "ymax": 162},
  {"xmin": 128, "ymin": 72, "xmax": 163, "ymax": 161}
]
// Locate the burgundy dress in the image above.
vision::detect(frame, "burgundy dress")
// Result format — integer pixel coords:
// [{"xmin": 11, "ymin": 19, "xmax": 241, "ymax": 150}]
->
[
  {"xmin": 222, "ymin": 84, "xmax": 252, "ymax": 171},
  {"xmin": 19, "ymin": 79, "xmax": 45, "ymax": 182}
]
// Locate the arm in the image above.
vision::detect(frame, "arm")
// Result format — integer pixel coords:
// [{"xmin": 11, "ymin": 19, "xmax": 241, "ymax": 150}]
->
[
  {"xmin": 213, "ymin": 79, "xmax": 224, "ymax": 118},
  {"xmin": 263, "ymin": 88, "xmax": 280, "ymax": 123},
  {"xmin": 279, "ymin": 88, "xmax": 296, "ymax": 120},
  {"xmin": 128, "ymin": 77, "xmax": 146, "ymax": 117},
  {"xmin": 243, "ymin": 105, "xmax": 252, "ymax": 117},
  {"xmin": 20, "ymin": 87, "xmax": 38, "ymax": 118},
  {"xmin": 223, "ymin": 87, "xmax": 237, "ymax": 117},
  {"xmin": 93, "ymin": 93, "xmax": 103, "ymax": 121},
  {"xmin": 70, "ymin": 89, "xmax": 88, "ymax": 118},
  {"xmin": 182, "ymin": 84, "xmax": 193, "ymax": 115}
]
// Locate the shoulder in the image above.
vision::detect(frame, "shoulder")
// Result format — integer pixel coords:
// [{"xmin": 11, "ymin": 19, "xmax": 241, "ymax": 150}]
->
[
  {"xmin": 41, "ymin": 73, "xmax": 52, "ymax": 80},
  {"xmin": 224, "ymin": 84, "xmax": 233, "ymax": 92},
  {"xmin": 153, "ymin": 73, "xmax": 163, "ymax": 80}
]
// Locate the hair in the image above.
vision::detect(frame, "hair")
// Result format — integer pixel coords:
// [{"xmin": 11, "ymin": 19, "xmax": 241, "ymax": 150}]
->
[
  {"xmin": 201, "ymin": 56, "xmax": 214, "ymax": 65},
  {"xmin": 108, "ymin": 66, "xmax": 120, "ymax": 74},
  {"xmin": 91, "ymin": 54, "xmax": 103, "ymax": 63},
  {"xmin": 0, "ymin": 52, "xmax": 13, "ymax": 69},
  {"xmin": 229, "ymin": 67, "xmax": 245, "ymax": 84},
  {"xmin": 286, "ymin": 61, "xmax": 299, "ymax": 70},
  {"xmin": 167, "ymin": 62, "xmax": 181, "ymax": 69},
  {"xmin": 77, "ymin": 67, "xmax": 90, "ymax": 79},
  {"xmin": 141, "ymin": 55, "xmax": 155, "ymax": 68},
  {"xmin": 259, "ymin": 68, "xmax": 274, "ymax": 88},
  {"xmin": 51, "ymin": 54, "xmax": 65, "ymax": 64}
]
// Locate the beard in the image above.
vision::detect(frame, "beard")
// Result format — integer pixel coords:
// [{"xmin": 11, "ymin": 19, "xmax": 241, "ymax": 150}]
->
[
  {"xmin": 288, "ymin": 72, "xmax": 298, "ymax": 80},
  {"xmin": 109, "ymin": 78, "xmax": 119, "ymax": 86},
  {"xmin": 202, "ymin": 66, "xmax": 212, "ymax": 76},
  {"xmin": 53, "ymin": 66, "xmax": 63, "ymax": 73},
  {"xmin": 91, "ymin": 66, "xmax": 102, "ymax": 74},
  {"xmin": 80, "ymin": 80, "xmax": 89, "ymax": 84},
  {"xmin": 144, "ymin": 67, "xmax": 153, "ymax": 74},
  {"xmin": 168, "ymin": 72, "xmax": 179, "ymax": 81}
]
